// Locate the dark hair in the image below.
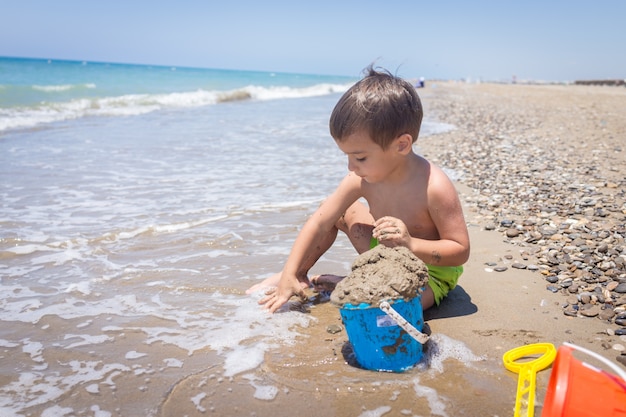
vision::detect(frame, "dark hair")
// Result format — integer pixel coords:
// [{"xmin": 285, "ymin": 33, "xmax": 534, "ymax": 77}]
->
[{"xmin": 329, "ymin": 66, "xmax": 423, "ymax": 149}]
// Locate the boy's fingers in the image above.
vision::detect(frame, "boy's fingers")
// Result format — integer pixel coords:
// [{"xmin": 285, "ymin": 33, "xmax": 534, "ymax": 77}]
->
[{"xmin": 257, "ymin": 288, "xmax": 275, "ymax": 305}]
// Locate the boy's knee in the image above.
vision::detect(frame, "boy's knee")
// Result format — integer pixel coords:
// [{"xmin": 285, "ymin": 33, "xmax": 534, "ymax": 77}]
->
[
  {"xmin": 335, "ymin": 212, "xmax": 348, "ymax": 231},
  {"xmin": 420, "ymin": 286, "xmax": 435, "ymax": 310}
]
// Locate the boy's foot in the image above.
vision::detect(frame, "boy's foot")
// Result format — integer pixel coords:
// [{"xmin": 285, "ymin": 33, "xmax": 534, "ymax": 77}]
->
[
  {"xmin": 245, "ymin": 272, "xmax": 310, "ymax": 295},
  {"xmin": 310, "ymin": 274, "xmax": 345, "ymax": 292},
  {"xmin": 245, "ymin": 272, "xmax": 280, "ymax": 294}
]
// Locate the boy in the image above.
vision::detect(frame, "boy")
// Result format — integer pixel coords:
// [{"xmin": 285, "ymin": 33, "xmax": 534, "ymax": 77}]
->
[{"xmin": 247, "ymin": 66, "xmax": 470, "ymax": 313}]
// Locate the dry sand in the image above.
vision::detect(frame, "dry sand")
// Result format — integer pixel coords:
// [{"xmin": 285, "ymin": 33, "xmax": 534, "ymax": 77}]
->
[{"xmin": 159, "ymin": 82, "xmax": 626, "ymax": 417}]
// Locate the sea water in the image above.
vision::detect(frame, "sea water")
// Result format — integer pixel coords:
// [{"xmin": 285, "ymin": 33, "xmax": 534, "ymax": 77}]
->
[{"xmin": 0, "ymin": 57, "xmax": 465, "ymax": 416}]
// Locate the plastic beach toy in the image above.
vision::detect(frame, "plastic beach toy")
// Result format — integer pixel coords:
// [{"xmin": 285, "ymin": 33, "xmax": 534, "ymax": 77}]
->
[
  {"xmin": 541, "ymin": 342, "xmax": 626, "ymax": 417},
  {"xmin": 503, "ymin": 343, "xmax": 557, "ymax": 417},
  {"xmin": 339, "ymin": 297, "xmax": 428, "ymax": 372}
]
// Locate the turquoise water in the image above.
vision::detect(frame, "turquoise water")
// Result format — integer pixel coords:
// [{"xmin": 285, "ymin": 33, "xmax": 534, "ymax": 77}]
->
[
  {"xmin": 0, "ymin": 56, "xmax": 460, "ymax": 415},
  {"xmin": 0, "ymin": 56, "xmax": 356, "ymax": 131}
]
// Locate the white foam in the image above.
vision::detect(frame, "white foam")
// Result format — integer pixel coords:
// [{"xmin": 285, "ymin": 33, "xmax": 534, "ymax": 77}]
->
[
  {"xmin": 125, "ymin": 351, "xmax": 147, "ymax": 360},
  {"xmin": 63, "ymin": 334, "xmax": 112, "ymax": 349},
  {"xmin": 242, "ymin": 374, "xmax": 279, "ymax": 401},
  {"xmin": 163, "ymin": 358, "xmax": 183, "ymax": 368},
  {"xmin": 223, "ymin": 343, "xmax": 268, "ymax": 377},
  {"xmin": 191, "ymin": 392, "xmax": 207, "ymax": 412},
  {"xmin": 244, "ymin": 83, "xmax": 349, "ymax": 101},
  {"xmin": 90, "ymin": 405, "xmax": 112, "ymax": 417},
  {"xmin": 41, "ymin": 405, "xmax": 74, "ymax": 417},
  {"xmin": 0, "ymin": 361, "xmax": 131, "ymax": 412},
  {"xmin": 111, "ymin": 215, "xmax": 228, "ymax": 241},
  {"xmin": 413, "ymin": 376, "xmax": 448, "ymax": 417},
  {"xmin": 418, "ymin": 333, "xmax": 485, "ymax": 374},
  {"xmin": 0, "ymin": 339, "xmax": 19, "ymax": 348},
  {"xmin": 64, "ymin": 281, "xmax": 92, "ymax": 295},
  {"xmin": 22, "ymin": 340, "xmax": 44, "ymax": 363},
  {"xmin": 31, "ymin": 249, "xmax": 83, "ymax": 266},
  {"xmin": 421, "ymin": 120, "xmax": 455, "ymax": 136},
  {"xmin": 358, "ymin": 406, "xmax": 392, "ymax": 417},
  {"xmin": 0, "ymin": 288, "xmax": 314, "ymax": 382},
  {"xmin": 406, "ymin": 334, "xmax": 485, "ymax": 417},
  {"xmin": 5, "ymin": 244, "xmax": 55, "ymax": 255},
  {"xmin": 252, "ymin": 383, "xmax": 278, "ymax": 401},
  {"xmin": 32, "ymin": 83, "xmax": 96, "ymax": 92}
]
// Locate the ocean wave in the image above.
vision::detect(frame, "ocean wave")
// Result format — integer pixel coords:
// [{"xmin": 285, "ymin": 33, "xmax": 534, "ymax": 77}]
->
[
  {"xmin": 32, "ymin": 83, "xmax": 96, "ymax": 92},
  {"xmin": 0, "ymin": 82, "xmax": 352, "ymax": 133}
]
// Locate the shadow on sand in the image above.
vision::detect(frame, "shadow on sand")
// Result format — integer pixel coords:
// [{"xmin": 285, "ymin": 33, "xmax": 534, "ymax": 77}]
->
[{"xmin": 424, "ymin": 285, "xmax": 477, "ymax": 321}]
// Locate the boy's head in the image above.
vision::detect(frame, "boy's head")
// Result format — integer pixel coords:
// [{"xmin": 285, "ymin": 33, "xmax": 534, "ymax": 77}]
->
[{"xmin": 329, "ymin": 66, "xmax": 423, "ymax": 150}]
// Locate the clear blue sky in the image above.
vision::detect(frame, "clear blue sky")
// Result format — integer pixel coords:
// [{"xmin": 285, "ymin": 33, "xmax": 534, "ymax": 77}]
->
[{"xmin": 2, "ymin": 0, "xmax": 624, "ymax": 81}]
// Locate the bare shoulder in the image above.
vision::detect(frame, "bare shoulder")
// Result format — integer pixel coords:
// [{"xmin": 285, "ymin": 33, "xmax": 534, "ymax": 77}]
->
[
  {"xmin": 326, "ymin": 172, "xmax": 364, "ymax": 206},
  {"xmin": 421, "ymin": 159, "xmax": 465, "ymax": 219},
  {"xmin": 425, "ymin": 159, "xmax": 458, "ymax": 195}
]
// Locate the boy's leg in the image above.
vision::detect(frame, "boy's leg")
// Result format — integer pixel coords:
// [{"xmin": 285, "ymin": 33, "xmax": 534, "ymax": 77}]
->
[
  {"xmin": 420, "ymin": 285, "xmax": 435, "ymax": 310},
  {"xmin": 310, "ymin": 201, "xmax": 375, "ymax": 291},
  {"xmin": 336, "ymin": 200, "xmax": 375, "ymax": 254}
]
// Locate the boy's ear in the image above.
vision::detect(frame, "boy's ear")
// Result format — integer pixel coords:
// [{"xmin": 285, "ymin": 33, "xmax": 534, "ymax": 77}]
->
[{"xmin": 395, "ymin": 134, "xmax": 413, "ymax": 154}]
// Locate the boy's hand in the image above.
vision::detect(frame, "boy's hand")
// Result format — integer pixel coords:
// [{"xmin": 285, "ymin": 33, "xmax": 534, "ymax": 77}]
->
[
  {"xmin": 373, "ymin": 216, "xmax": 411, "ymax": 248},
  {"xmin": 258, "ymin": 277, "xmax": 308, "ymax": 313}
]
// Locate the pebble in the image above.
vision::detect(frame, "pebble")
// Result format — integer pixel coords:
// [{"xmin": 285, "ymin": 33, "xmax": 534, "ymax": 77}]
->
[
  {"xmin": 506, "ymin": 229, "xmax": 522, "ymax": 238},
  {"xmin": 547, "ymin": 285, "xmax": 559, "ymax": 293},
  {"xmin": 599, "ymin": 309, "xmax": 616, "ymax": 321},
  {"xmin": 545, "ymin": 276, "xmax": 559, "ymax": 284},
  {"xmin": 425, "ymin": 84, "xmax": 626, "ymax": 334},
  {"xmin": 326, "ymin": 324, "xmax": 343, "ymax": 334},
  {"xmin": 580, "ymin": 305, "xmax": 600, "ymax": 317}
]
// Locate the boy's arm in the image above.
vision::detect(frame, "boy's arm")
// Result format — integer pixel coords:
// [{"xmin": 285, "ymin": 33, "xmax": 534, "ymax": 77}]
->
[
  {"xmin": 417, "ymin": 184, "xmax": 470, "ymax": 266},
  {"xmin": 260, "ymin": 174, "xmax": 362, "ymax": 313}
]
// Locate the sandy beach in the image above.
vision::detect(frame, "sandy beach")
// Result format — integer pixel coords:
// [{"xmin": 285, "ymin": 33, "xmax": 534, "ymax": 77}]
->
[{"xmin": 6, "ymin": 81, "xmax": 626, "ymax": 417}]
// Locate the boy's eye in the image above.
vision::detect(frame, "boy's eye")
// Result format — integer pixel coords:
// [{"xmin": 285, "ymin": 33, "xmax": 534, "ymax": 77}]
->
[{"xmin": 356, "ymin": 157, "xmax": 367, "ymax": 162}]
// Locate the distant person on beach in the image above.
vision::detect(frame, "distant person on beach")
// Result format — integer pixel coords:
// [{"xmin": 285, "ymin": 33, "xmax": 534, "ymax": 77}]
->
[
  {"xmin": 417, "ymin": 76, "xmax": 425, "ymax": 88},
  {"xmin": 247, "ymin": 66, "xmax": 470, "ymax": 313}
]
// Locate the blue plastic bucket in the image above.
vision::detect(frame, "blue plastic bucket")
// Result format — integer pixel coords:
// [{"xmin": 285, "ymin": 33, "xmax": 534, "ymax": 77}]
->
[{"xmin": 339, "ymin": 296, "xmax": 424, "ymax": 372}]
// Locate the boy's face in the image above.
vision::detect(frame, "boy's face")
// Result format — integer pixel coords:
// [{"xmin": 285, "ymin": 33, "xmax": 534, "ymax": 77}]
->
[{"xmin": 335, "ymin": 130, "xmax": 397, "ymax": 183}]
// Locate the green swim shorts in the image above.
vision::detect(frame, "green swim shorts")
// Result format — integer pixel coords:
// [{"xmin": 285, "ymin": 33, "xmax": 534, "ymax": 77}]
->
[
  {"xmin": 425, "ymin": 264, "xmax": 463, "ymax": 305},
  {"xmin": 369, "ymin": 237, "xmax": 462, "ymax": 305}
]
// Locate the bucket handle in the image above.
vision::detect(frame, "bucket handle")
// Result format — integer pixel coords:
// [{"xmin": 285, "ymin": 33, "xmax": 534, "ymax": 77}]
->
[
  {"xmin": 379, "ymin": 301, "xmax": 429, "ymax": 344},
  {"xmin": 563, "ymin": 342, "xmax": 626, "ymax": 385}
]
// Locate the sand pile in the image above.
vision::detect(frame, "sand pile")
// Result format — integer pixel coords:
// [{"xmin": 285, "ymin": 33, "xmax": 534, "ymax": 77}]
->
[{"xmin": 330, "ymin": 245, "xmax": 429, "ymax": 307}]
